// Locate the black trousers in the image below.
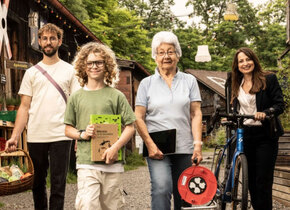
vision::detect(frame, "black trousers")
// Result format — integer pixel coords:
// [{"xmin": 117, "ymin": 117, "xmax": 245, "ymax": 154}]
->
[
  {"xmin": 28, "ymin": 141, "xmax": 72, "ymax": 210},
  {"xmin": 243, "ymin": 126, "xmax": 278, "ymax": 210}
]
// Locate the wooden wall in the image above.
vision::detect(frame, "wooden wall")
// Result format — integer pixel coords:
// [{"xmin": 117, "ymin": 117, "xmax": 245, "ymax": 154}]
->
[
  {"xmin": 1, "ymin": 0, "xmax": 94, "ymax": 99},
  {"xmin": 117, "ymin": 70, "xmax": 133, "ymax": 106},
  {"xmin": 198, "ymin": 82, "xmax": 226, "ymax": 125},
  {"xmin": 273, "ymin": 131, "xmax": 290, "ymax": 206}
]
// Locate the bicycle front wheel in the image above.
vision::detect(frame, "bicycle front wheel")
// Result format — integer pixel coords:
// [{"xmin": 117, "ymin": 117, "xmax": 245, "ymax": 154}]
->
[
  {"xmin": 232, "ymin": 154, "xmax": 249, "ymax": 210},
  {"xmin": 214, "ymin": 149, "xmax": 226, "ymax": 210}
]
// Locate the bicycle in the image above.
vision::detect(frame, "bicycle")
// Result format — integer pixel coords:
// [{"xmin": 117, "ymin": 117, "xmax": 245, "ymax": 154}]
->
[{"xmin": 208, "ymin": 108, "xmax": 274, "ymax": 210}]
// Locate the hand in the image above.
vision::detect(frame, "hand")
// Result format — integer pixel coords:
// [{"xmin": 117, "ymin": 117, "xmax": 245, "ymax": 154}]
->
[
  {"xmin": 5, "ymin": 138, "xmax": 18, "ymax": 153},
  {"xmin": 102, "ymin": 146, "xmax": 119, "ymax": 164},
  {"xmin": 148, "ymin": 143, "xmax": 164, "ymax": 160},
  {"xmin": 191, "ymin": 146, "xmax": 203, "ymax": 165},
  {"xmin": 81, "ymin": 124, "xmax": 95, "ymax": 140},
  {"xmin": 254, "ymin": 112, "xmax": 266, "ymax": 121}
]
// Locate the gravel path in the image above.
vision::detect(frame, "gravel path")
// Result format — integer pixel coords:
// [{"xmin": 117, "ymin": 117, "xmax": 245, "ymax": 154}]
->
[
  {"xmin": 0, "ymin": 166, "xmax": 151, "ymax": 210},
  {"xmin": 0, "ymin": 152, "xmax": 289, "ymax": 210}
]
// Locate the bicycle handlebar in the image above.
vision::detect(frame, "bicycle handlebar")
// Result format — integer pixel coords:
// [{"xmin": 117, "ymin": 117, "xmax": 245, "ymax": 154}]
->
[{"xmin": 206, "ymin": 107, "xmax": 275, "ymax": 134}]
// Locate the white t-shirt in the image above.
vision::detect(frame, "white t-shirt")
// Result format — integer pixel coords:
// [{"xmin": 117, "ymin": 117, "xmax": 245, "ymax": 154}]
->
[{"xmin": 19, "ymin": 60, "xmax": 81, "ymax": 143}]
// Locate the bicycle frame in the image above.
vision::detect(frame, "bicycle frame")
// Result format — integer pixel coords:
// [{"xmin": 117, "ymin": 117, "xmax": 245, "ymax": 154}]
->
[{"xmin": 222, "ymin": 127, "xmax": 244, "ymax": 202}]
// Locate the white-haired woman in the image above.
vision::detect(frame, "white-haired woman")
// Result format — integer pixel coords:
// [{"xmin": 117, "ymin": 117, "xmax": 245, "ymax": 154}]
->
[{"xmin": 135, "ymin": 31, "xmax": 203, "ymax": 210}]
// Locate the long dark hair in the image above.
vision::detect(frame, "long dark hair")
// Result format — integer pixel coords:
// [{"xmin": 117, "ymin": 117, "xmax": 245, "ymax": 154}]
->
[{"xmin": 231, "ymin": 47, "xmax": 269, "ymax": 103}]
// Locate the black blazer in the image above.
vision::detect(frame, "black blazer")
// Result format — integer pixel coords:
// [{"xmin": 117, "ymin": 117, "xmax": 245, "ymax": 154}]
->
[{"xmin": 234, "ymin": 73, "xmax": 285, "ymax": 137}]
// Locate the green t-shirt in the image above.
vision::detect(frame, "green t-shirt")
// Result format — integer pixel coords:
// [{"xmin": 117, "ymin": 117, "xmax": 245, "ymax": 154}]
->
[{"xmin": 64, "ymin": 86, "xmax": 136, "ymax": 165}]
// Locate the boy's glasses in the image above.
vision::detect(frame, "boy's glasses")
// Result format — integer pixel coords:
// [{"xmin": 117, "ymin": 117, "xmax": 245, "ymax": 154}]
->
[{"xmin": 86, "ymin": 60, "xmax": 105, "ymax": 68}]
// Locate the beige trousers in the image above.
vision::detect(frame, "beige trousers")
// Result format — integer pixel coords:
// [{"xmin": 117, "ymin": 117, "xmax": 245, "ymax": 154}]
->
[{"xmin": 75, "ymin": 169, "xmax": 125, "ymax": 210}]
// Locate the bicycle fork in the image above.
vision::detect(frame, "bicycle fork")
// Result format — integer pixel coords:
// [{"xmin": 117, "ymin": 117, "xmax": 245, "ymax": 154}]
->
[{"xmin": 223, "ymin": 128, "xmax": 244, "ymax": 202}]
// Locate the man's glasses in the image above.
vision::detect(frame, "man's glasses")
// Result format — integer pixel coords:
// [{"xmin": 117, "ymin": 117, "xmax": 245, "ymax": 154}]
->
[
  {"xmin": 86, "ymin": 60, "xmax": 105, "ymax": 68},
  {"xmin": 157, "ymin": 50, "xmax": 176, "ymax": 57},
  {"xmin": 40, "ymin": 36, "xmax": 58, "ymax": 43}
]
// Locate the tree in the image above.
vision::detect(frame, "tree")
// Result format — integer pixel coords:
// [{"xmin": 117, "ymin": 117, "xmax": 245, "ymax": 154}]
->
[
  {"xmin": 253, "ymin": 0, "xmax": 287, "ymax": 69},
  {"xmin": 119, "ymin": 0, "xmax": 185, "ymax": 33},
  {"xmin": 61, "ymin": 0, "xmax": 155, "ymax": 71},
  {"xmin": 184, "ymin": 0, "xmax": 262, "ymax": 71},
  {"xmin": 257, "ymin": 0, "xmax": 286, "ymax": 25},
  {"xmin": 59, "ymin": 0, "xmax": 89, "ymax": 21},
  {"xmin": 186, "ymin": 0, "xmax": 227, "ymax": 35},
  {"xmin": 174, "ymin": 28, "xmax": 204, "ymax": 71},
  {"xmin": 253, "ymin": 24, "xmax": 287, "ymax": 69}
]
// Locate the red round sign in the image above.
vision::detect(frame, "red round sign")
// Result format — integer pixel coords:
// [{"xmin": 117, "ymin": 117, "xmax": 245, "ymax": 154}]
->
[{"xmin": 178, "ymin": 166, "xmax": 217, "ymax": 205}]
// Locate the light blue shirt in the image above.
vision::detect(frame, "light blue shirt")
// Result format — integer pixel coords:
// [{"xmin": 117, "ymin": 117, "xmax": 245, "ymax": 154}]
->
[{"xmin": 135, "ymin": 68, "xmax": 201, "ymax": 154}]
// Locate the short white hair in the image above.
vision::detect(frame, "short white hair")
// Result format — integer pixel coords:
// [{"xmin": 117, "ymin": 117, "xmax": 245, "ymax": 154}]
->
[{"xmin": 151, "ymin": 31, "xmax": 182, "ymax": 59}]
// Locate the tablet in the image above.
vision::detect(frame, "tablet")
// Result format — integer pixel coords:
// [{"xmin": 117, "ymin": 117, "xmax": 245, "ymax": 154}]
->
[{"xmin": 143, "ymin": 129, "xmax": 176, "ymax": 157}]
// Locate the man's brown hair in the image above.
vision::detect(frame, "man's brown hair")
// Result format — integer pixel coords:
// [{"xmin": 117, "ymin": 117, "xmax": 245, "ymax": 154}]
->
[{"xmin": 38, "ymin": 23, "xmax": 63, "ymax": 40}]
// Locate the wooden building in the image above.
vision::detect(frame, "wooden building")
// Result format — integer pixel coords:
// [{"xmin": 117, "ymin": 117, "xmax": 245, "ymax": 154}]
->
[
  {"xmin": 0, "ymin": 0, "xmax": 150, "ymax": 106},
  {"xmin": 1, "ymin": 0, "xmax": 101, "ymax": 100},
  {"xmin": 0, "ymin": 0, "xmax": 150, "ymax": 156},
  {"xmin": 185, "ymin": 69, "xmax": 227, "ymax": 126}
]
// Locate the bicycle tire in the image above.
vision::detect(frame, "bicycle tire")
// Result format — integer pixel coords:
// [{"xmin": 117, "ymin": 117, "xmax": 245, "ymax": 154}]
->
[
  {"xmin": 214, "ymin": 149, "xmax": 227, "ymax": 210},
  {"xmin": 232, "ymin": 154, "xmax": 248, "ymax": 210}
]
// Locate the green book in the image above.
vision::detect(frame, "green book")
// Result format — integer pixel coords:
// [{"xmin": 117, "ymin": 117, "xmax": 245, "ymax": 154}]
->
[{"xmin": 90, "ymin": 114, "xmax": 123, "ymax": 161}]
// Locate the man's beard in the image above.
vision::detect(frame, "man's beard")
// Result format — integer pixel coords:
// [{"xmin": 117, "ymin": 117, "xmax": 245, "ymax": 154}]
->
[{"xmin": 41, "ymin": 45, "xmax": 58, "ymax": 57}]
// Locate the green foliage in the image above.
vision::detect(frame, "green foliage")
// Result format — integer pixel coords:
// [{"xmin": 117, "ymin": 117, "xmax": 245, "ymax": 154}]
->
[
  {"xmin": 257, "ymin": 0, "xmax": 286, "ymax": 25},
  {"xmin": 59, "ymin": 0, "xmax": 89, "ymax": 21},
  {"xmin": 60, "ymin": 0, "xmax": 288, "ymax": 100},
  {"xmin": 75, "ymin": 0, "xmax": 154, "ymax": 71},
  {"xmin": 46, "ymin": 170, "xmax": 77, "ymax": 187},
  {"xmin": 60, "ymin": 0, "xmax": 288, "ymax": 75},
  {"xmin": 119, "ymin": 0, "xmax": 185, "ymax": 32},
  {"xmin": 124, "ymin": 150, "xmax": 146, "ymax": 171},
  {"xmin": 174, "ymin": 28, "xmax": 204, "ymax": 71},
  {"xmin": 66, "ymin": 170, "xmax": 77, "ymax": 184},
  {"xmin": 6, "ymin": 97, "xmax": 17, "ymax": 106},
  {"xmin": 277, "ymin": 66, "xmax": 290, "ymax": 130},
  {"xmin": 206, "ymin": 127, "xmax": 226, "ymax": 147},
  {"xmin": 186, "ymin": 0, "xmax": 227, "ymax": 35},
  {"xmin": 253, "ymin": 24, "xmax": 287, "ymax": 69}
]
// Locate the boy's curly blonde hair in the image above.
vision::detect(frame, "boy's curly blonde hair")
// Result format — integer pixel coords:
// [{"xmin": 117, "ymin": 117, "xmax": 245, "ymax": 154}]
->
[{"xmin": 73, "ymin": 42, "xmax": 119, "ymax": 87}]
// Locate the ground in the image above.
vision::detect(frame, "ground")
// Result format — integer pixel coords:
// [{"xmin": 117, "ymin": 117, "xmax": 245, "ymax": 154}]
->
[{"xmin": 0, "ymin": 151, "xmax": 288, "ymax": 210}]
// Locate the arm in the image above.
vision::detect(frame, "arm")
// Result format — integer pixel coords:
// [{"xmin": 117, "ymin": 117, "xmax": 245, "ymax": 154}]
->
[
  {"xmin": 5, "ymin": 95, "xmax": 31, "ymax": 152},
  {"xmin": 264, "ymin": 74, "xmax": 285, "ymax": 116},
  {"xmin": 65, "ymin": 124, "xmax": 95, "ymax": 140},
  {"xmin": 255, "ymin": 74, "xmax": 285, "ymax": 121},
  {"xmin": 135, "ymin": 105, "xmax": 163, "ymax": 159},
  {"xmin": 102, "ymin": 123, "xmax": 135, "ymax": 164},
  {"xmin": 190, "ymin": 101, "xmax": 203, "ymax": 165}
]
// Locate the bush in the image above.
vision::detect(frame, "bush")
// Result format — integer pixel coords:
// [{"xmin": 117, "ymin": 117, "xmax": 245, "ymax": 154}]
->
[
  {"xmin": 124, "ymin": 149, "xmax": 146, "ymax": 171},
  {"xmin": 205, "ymin": 127, "xmax": 226, "ymax": 147}
]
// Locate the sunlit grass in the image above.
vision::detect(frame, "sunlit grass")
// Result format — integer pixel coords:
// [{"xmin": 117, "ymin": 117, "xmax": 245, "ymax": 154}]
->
[{"xmin": 124, "ymin": 149, "xmax": 146, "ymax": 171}]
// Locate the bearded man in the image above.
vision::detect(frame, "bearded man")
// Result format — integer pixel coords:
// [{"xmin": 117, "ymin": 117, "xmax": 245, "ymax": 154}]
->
[{"xmin": 6, "ymin": 23, "xmax": 80, "ymax": 210}]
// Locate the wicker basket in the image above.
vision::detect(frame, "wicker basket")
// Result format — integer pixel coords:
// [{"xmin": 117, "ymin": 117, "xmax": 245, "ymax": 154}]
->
[{"xmin": 0, "ymin": 149, "xmax": 34, "ymax": 196}]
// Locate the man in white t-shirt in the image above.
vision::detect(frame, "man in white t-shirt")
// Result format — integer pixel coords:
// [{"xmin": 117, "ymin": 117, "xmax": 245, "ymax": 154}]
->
[{"xmin": 5, "ymin": 23, "xmax": 80, "ymax": 210}]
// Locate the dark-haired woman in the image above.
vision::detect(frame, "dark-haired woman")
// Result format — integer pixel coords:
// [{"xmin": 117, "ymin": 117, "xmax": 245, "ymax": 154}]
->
[{"xmin": 231, "ymin": 47, "xmax": 284, "ymax": 210}]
